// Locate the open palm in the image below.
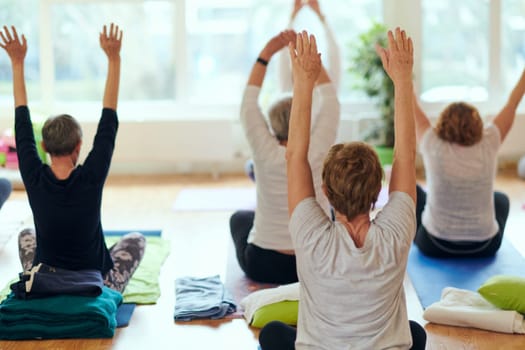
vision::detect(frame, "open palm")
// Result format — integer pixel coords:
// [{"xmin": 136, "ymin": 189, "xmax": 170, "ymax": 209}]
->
[{"xmin": 0, "ymin": 26, "xmax": 27, "ymax": 64}]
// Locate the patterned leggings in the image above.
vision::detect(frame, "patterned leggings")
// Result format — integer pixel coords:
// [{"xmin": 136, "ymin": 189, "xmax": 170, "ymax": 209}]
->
[{"xmin": 17, "ymin": 229, "xmax": 146, "ymax": 293}]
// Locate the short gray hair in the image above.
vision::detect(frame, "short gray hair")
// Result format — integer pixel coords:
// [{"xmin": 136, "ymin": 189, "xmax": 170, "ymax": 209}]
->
[
  {"xmin": 268, "ymin": 96, "xmax": 292, "ymax": 142},
  {"xmin": 42, "ymin": 114, "xmax": 83, "ymax": 156}
]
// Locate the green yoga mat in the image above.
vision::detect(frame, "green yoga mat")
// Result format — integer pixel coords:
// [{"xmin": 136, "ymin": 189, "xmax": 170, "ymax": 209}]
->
[
  {"xmin": 0, "ymin": 234, "xmax": 170, "ymax": 305},
  {"xmin": 105, "ymin": 235, "xmax": 170, "ymax": 304}
]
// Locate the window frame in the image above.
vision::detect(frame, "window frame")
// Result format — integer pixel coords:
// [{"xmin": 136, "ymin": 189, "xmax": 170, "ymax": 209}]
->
[{"xmin": 1, "ymin": 0, "xmax": 522, "ymax": 123}]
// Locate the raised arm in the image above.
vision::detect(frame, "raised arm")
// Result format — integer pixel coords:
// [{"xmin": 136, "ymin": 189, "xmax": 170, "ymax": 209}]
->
[
  {"xmin": 248, "ymin": 30, "xmax": 296, "ymax": 87},
  {"xmin": 99, "ymin": 23, "xmax": 122, "ymax": 110},
  {"xmin": 278, "ymin": 1, "xmax": 304, "ymax": 92},
  {"xmin": 2, "ymin": 26, "xmax": 42, "ymax": 179},
  {"xmin": 286, "ymin": 31, "xmax": 321, "ymax": 215},
  {"xmin": 493, "ymin": 68, "xmax": 525, "ymax": 142},
  {"xmin": 0, "ymin": 26, "xmax": 28, "ymax": 107},
  {"xmin": 310, "ymin": 65, "xmax": 340, "ymax": 152},
  {"xmin": 280, "ymin": 0, "xmax": 341, "ymax": 92},
  {"xmin": 376, "ymin": 28, "xmax": 416, "ymax": 203},
  {"xmin": 290, "ymin": 0, "xmax": 304, "ymax": 22},
  {"xmin": 316, "ymin": 65, "xmax": 331, "ymax": 85},
  {"xmin": 308, "ymin": 0, "xmax": 341, "ymax": 90},
  {"xmin": 413, "ymin": 91, "xmax": 431, "ymax": 143}
]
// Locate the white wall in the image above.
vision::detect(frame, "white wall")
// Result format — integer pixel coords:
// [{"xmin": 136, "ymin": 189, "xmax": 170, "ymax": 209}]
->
[
  {"xmin": 78, "ymin": 112, "xmax": 525, "ymax": 175},
  {"xmin": 1, "ymin": 105, "xmax": 524, "ymax": 176}
]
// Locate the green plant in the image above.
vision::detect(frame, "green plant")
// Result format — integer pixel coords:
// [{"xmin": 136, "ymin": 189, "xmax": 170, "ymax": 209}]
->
[{"xmin": 348, "ymin": 22, "xmax": 394, "ymax": 147}]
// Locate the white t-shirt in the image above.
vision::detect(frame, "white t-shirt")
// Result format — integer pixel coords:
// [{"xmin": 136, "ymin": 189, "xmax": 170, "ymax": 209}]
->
[
  {"xmin": 420, "ymin": 125, "xmax": 501, "ymax": 241},
  {"xmin": 240, "ymin": 84, "xmax": 340, "ymax": 251},
  {"xmin": 290, "ymin": 192, "xmax": 416, "ymax": 350}
]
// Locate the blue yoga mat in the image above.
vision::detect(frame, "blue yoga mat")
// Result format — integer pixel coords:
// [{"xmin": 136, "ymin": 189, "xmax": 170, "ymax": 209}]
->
[
  {"xmin": 116, "ymin": 303, "xmax": 136, "ymax": 328},
  {"xmin": 407, "ymin": 239, "xmax": 525, "ymax": 309},
  {"xmin": 104, "ymin": 230, "xmax": 161, "ymax": 237}
]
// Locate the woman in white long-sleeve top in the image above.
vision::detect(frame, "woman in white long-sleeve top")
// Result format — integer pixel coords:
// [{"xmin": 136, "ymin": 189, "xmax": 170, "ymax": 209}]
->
[{"xmin": 230, "ymin": 30, "xmax": 340, "ymax": 284}]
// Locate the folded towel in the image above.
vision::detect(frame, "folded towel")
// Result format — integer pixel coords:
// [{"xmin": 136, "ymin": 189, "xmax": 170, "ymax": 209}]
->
[
  {"xmin": 0, "ymin": 286, "xmax": 122, "ymax": 340},
  {"xmin": 174, "ymin": 275, "xmax": 236, "ymax": 321},
  {"xmin": 10, "ymin": 263, "xmax": 103, "ymax": 299},
  {"xmin": 240, "ymin": 282, "xmax": 300, "ymax": 323},
  {"xmin": 423, "ymin": 287, "xmax": 525, "ymax": 334}
]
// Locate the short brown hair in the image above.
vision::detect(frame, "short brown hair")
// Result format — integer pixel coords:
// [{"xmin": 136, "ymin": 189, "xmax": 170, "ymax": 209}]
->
[
  {"xmin": 322, "ymin": 142, "xmax": 383, "ymax": 221},
  {"xmin": 268, "ymin": 97, "xmax": 292, "ymax": 142},
  {"xmin": 435, "ymin": 102, "xmax": 483, "ymax": 146},
  {"xmin": 42, "ymin": 114, "xmax": 82, "ymax": 156}
]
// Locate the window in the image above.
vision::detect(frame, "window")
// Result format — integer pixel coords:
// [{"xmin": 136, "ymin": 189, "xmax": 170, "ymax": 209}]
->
[
  {"xmin": 0, "ymin": 0, "xmax": 522, "ymax": 119},
  {"xmin": 421, "ymin": 0, "xmax": 490, "ymax": 102},
  {"xmin": 185, "ymin": 1, "xmax": 252, "ymax": 104},
  {"xmin": 50, "ymin": 1, "xmax": 175, "ymax": 101},
  {"xmin": 1, "ymin": 0, "xmax": 381, "ymax": 111},
  {"xmin": 502, "ymin": 0, "xmax": 525, "ymax": 96},
  {"xmin": 0, "ymin": 0, "xmax": 40, "ymax": 102},
  {"xmin": 185, "ymin": 0, "xmax": 382, "ymax": 104}
]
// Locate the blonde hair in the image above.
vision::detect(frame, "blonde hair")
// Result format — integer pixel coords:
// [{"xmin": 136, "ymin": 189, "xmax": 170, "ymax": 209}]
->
[
  {"xmin": 268, "ymin": 97, "xmax": 292, "ymax": 142},
  {"xmin": 322, "ymin": 142, "xmax": 383, "ymax": 221},
  {"xmin": 435, "ymin": 102, "xmax": 483, "ymax": 146}
]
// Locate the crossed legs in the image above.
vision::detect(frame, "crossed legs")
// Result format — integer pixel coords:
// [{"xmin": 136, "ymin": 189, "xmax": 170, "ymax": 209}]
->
[{"xmin": 17, "ymin": 229, "xmax": 146, "ymax": 293}]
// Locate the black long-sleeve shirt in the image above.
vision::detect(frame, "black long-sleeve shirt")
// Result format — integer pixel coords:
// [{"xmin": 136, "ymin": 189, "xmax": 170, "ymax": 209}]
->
[{"xmin": 15, "ymin": 106, "xmax": 118, "ymax": 274}]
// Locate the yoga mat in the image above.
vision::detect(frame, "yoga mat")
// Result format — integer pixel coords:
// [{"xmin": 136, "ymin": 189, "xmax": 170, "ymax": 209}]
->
[
  {"xmin": 407, "ymin": 239, "xmax": 525, "ymax": 309},
  {"xmin": 116, "ymin": 303, "xmax": 136, "ymax": 328},
  {"xmin": 105, "ymin": 233, "xmax": 170, "ymax": 304},
  {"xmin": 224, "ymin": 240, "xmax": 277, "ymax": 318},
  {"xmin": 172, "ymin": 186, "xmax": 385, "ymax": 212},
  {"xmin": 172, "ymin": 187, "xmax": 256, "ymax": 212},
  {"xmin": 104, "ymin": 229, "xmax": 161, "ymax": 237}
]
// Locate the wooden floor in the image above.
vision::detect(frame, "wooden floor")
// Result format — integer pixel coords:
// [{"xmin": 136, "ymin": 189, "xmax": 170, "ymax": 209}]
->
[{"xmin": 1, "ymin": 171, "xmax": 525, "ymax": 349}]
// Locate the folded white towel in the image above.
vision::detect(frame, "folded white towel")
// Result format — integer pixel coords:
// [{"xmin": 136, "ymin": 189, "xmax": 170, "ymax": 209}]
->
[
  {"xmin": 240, "ymin": 282, "xmax": 300, "ymax": 323},
  {"xmin": 423, "ymin": 287, "xmax": 525, "ymax": 334}
]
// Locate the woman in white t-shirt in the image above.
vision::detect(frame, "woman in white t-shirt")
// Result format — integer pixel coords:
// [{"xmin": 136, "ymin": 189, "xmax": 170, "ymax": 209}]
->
[
  {"xmin": 414, "ymin": 67, "xmax": 525, "ymax": 257},
  {"xmin": 259, "ymin": 28, "xmax": 426, "ymax": 350}
]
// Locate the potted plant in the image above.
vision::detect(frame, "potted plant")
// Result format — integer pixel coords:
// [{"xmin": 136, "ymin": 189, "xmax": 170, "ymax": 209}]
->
[{"xmin": 348, "ymin": 22, "xmax": 395, "ymax": 166}]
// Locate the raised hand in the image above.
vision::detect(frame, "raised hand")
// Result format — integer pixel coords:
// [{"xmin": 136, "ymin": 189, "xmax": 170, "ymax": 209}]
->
[
  {"xmin": 0, "ymin": 26, "xmax": 27, "ymax": 64},
  {"xmin": 289, "ymin": 31, "xmax": 321, "ymax": 88},
  {"xmin": 375, "ymin": 27, "xmax": 413, "ymax": 83},
  {"xmin": 101, "ymin": 23, "xmax": 122, "ymax": 110},
  {"xmin": 99, "ymin": 23, "xmax": 122, "ymax": 60},
  {"xmin": 262, "ymin": 30, "xmax": 297, "ymax": 60}
]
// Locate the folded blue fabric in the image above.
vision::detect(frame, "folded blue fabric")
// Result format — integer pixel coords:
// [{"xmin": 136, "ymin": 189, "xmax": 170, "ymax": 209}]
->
[
  {"xmin": 10, "ymin": 263, "xmax": 103, "ymax": 299},
  {"xmin": 174, "ymin": 275, "xmax": 236, "ymax": 321},
  {"xmin": 0, "ymin": 286, "xmax": 122, "ymax": 340}
]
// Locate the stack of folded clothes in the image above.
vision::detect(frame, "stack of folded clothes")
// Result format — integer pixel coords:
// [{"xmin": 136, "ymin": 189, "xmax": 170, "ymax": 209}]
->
[
  {"xmin": 10, "ymin": 263, "xmax": 104, "ymax": 299},
  {"xmin": 0, "ymin": 263, "xmax": 122, "ymax": 340},
  {"xmin": 174, "ymin": 274, "xmax": 236, "ymax": 321}
]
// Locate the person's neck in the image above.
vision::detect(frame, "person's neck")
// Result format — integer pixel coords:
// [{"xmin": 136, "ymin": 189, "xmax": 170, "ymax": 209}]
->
[
  {"xmin": 50, "ymin": 156, "xmax": 76, "ymax": 180},
  {"xmin": 336, "ymin": 212, "xmax": 371, "ymax": 248}
]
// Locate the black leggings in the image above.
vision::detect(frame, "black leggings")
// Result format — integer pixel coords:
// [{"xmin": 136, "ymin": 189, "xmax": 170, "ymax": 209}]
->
[
  {"xmin": 259, "ymin": 320, "xmax": 427, "ymax": 350},
  {"xmin": 415, "ymin": 185, "xmax": 510, "ymax": 258},
  {"xmin": 229, "ymin": 210, "xmax": 298, "ymax": 284}
]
